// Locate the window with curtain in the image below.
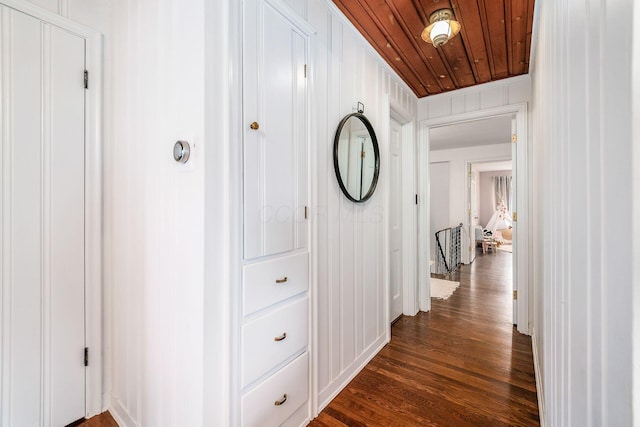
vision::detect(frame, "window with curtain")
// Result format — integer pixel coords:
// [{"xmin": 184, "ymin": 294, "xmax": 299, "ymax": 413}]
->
[{"xmin": 493, "ymin": 176, "xmax": 512, "ymax": 213}]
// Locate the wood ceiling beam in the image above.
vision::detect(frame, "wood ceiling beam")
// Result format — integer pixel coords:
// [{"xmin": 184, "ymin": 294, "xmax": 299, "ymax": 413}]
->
[
  {"xmin": 505, "ymin": 0, "xmax": 514, "ymax": 75},
  {"xmin": 450, "ymin": 0, "xmax": 492, "ymax": 84},
  {"xmin": 525, "ymin": 0, "xmax": 534, "ymax": 72},
  {"xmin": 435, "ymin": 49, "xmax": 460, "ymax": 89},
  {"xmin": 477, "ymin": 0, "xmax": 497, "ymax": 79},
  {"xmin": 509, "ymin": 1, "xmax": 529, "ymax": 75}
]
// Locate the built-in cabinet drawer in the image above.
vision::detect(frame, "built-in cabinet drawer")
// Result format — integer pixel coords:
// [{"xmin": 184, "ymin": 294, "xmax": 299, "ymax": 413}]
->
[
  {"xmin": 243, "ymin": 252, "xmax": 308, "ymax": 315},
  {"xmin": 242, "ymin": 297, "xmax": 308, "ymax": 387},
  {"xmin": 241, "ymin": 352, "xmax": 309, "ymax": 427}
]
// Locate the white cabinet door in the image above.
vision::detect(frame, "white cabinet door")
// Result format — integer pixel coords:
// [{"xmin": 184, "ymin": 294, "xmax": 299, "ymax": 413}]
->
[
  {"xmin": 1, "ymin": 7, "xmax": 86, "ymax": 426},
  {"xmin": 243, "ymin": 0, "xmax": 308, "ymax": 259}
]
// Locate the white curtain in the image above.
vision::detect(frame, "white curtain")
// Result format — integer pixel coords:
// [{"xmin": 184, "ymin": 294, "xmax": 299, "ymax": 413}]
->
[{"xmin": 493, "ymin": 176, "xmax": 512, "ymax": 212}]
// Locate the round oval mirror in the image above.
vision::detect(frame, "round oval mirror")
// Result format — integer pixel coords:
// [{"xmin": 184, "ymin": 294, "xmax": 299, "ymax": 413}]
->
[{"xmin": 333, "ymin": 113, "xmax": 380, "ymax": 202}]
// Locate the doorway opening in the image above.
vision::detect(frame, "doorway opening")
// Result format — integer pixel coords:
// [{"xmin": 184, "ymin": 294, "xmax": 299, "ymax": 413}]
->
[{"xmin": 418, "ymin": 104, "xmax": 529, "ymax": 334}]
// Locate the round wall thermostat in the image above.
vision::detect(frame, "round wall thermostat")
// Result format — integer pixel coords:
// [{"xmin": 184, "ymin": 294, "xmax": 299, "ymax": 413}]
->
[{"xmin": 173, "ymin": 141, "xmax": 190, "ymax": 163}]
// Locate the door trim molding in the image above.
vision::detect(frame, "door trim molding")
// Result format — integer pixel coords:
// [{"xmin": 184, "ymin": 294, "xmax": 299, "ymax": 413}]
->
[
  {"xmin": 418, "ymin": 102, "xmax": 530, "ymax": 335},
  {"xmin": 0, "ymin": 0, "xmax": 104, "ymax": 419},
  {"xmin": 389, "ymin": 106, "xmax": 418, "ymax": 318}
]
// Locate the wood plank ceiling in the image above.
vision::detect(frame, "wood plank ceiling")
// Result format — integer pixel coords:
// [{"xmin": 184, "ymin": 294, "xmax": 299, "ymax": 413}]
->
[{"xmin": 332, "ymin": 0, "xmax": 535, "ymax": 98}]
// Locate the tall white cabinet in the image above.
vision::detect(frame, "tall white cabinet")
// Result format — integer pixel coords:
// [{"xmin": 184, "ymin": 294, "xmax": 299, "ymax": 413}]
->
[{"xmin": 239, "ymin": 0, "xmax": 312, "ymax": 425}]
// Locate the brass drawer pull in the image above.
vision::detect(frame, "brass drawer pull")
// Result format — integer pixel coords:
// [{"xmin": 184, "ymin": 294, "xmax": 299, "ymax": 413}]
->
[
  {"xmin": 274, "ymin": 394, "xmax": 287, "ymax": 406},
  {"xmin": 274, "ymin": 332, "xmax": 287, "ymax": 342},
  {"xmin": 275, "ymin": 277, "xmax": 288, "ymax": 284}
]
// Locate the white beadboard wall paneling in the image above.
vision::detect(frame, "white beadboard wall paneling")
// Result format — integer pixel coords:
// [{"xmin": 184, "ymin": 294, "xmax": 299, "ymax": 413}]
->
[
  {"xmin": 21, "ymin": 0, "xmax": 56, "ymax": 13},
  {"xmin": 531, "ymin": 0, "xmax": 635, "ymax": 425},
  {"xmin": 0, "ymin": 10, "xmax": 9, "ymax": 426},
  {"xmin": 417, "ymin": 75, "xmax": 531, "ymax": 121},
  {"xmin": 282, "ymin": 0, "xmax": 306, "ymax": 20},
  {"xmin": 633, "ymin": 0, "xmax": 640, "ymax": 422},
  {"xmin": 318, "ymin": 0, "xmax": 417, "ymax": 108},
  {"xmin": 108, "ymin": 0, "xmax": 205, "ymax": 425},
  {"xmin": 3, "ymin": 12, "xmax": 43, "ymax": 426},
  {"xmin": 204, "ymin": 0, "xmax": 238, "ymax": 424},
  {"xmin": 15, "ymin": 0, "xmax": 110, "ymax": 34},
  {"xmin": 307, "ymin": 0, "xmax": 418, "ymax": 412}
]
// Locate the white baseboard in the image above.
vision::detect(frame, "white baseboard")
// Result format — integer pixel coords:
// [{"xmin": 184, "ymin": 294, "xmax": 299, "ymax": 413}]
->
[
  {"xmin": 316, "ymin": 334, "xmax": 388, "ymax": 414},
  {"xmin": 108, "ymin": 395, "xmax": 137, "ymax": 427},
  {"xmin": 531, "ymin": 330, "xmax": 546, "ymax": 427}
]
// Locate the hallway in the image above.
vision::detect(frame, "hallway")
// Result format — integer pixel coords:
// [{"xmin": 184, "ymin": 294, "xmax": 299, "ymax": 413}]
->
[{"xmin": 310, "ymin": 250, "xmax": 539, "ymax": 426}]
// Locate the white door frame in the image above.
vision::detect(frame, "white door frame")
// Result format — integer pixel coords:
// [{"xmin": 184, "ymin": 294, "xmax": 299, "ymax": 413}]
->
[
  {"xmin": 418, "ymin": 103, "xmax": 530, "ymax": 334},
  {"xmin": 0, "ymin": 0, "xmax": 103, "ymax": 418},
  {"xmin": 466, "ymin": 157, "xmax": 513, "ymax": 263},
  {"xmin": 388, "ymin": 117, "xmax": 403, "ymax": 323},
  {"xmin": 466, "ymin": 156, "xmax": 514, "ymax": 322},
  {"xmin": 385, "ymin": 97, "xmax": 419, "ymax": 320}
]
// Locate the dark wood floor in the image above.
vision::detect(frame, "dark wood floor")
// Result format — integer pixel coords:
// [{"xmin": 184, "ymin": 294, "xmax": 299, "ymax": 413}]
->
[
  {"xmin": 310, "ymin": 249, "xmax": 539, "ymax": 426},
  {"xmin": 72, "ymin": 411, "xmax": 118, "ymax": 427}
]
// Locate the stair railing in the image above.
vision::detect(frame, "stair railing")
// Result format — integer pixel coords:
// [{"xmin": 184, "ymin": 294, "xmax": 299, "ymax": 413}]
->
[{"xmin": 434, "ymin": 223, "xmax": 463, "ymax": 275}]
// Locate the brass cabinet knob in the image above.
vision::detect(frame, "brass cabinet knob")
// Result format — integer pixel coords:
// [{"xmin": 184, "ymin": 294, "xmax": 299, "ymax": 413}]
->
[{"xmin": 250, "ymin": 121, "xmax": 259, "ymax": 130}]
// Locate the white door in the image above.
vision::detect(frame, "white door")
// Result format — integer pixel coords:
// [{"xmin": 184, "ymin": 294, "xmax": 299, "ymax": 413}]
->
[
  {"xmin": 511, "ymin": 115, "xmax": 518, "ymax": 325},
  {"xmin": 1, "ymin": 7, "xmax": 86, "ymax": 426},
  {"xmin": 243, "ymin": 0, "xmax": 308, "ymax": 259},
  {"xmin": 389, "ymin": 118, "xmax": 403, "ymax": 322}
]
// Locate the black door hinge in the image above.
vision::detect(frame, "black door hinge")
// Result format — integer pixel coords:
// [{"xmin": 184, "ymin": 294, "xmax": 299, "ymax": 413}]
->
[
  {"xmin": 415, "ymin": 194, "xmax": 418, "ymax": 205},
  {"xmin": 84, "ymin": 70, "xmax": 88, "ymax": 89},
  {"xmin": 84, "ymin": 347, "xmax": 89, "ymax": 366}
]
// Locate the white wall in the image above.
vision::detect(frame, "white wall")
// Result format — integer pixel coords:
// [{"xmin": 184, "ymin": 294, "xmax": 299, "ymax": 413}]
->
[
  {"xmin": 429, "ymin": 144, "xmax": 511, "ymax": 264},
  {"xmin": 530, "ymin": 0, "xmax": 635, "ymax": 425},
  {"xmin": 418, "ymin": 76, "xmax": 530, "ymax": 122},
  {"xmin": 304, "ymin": 0, "xmax": 418, "ymax": 410},
  {"xmin": 429, "ymin": 162, "xmax": 449, "ymax": 262},
  {"xmin": 107, "ymin": 0, "xmax": 205, "ymax": 425},
  {"xmin": 20, "ymin": 0, "xmax": 109, "ymax": 33},
  {"xmin": 633, "ymin": 0, "xmax": 640, "ymax": 421}
]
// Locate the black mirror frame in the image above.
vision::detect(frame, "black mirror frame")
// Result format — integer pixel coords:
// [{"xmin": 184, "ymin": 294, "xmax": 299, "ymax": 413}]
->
[{"xmin": 332, "ymin": 113, "xmax": 380, "ymax": 203}]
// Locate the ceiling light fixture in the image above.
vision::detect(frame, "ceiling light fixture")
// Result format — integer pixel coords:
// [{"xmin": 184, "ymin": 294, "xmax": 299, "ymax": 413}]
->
[{"xmin": 421, "ymin": 8, "xmax": 461, "ymax": 48}]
